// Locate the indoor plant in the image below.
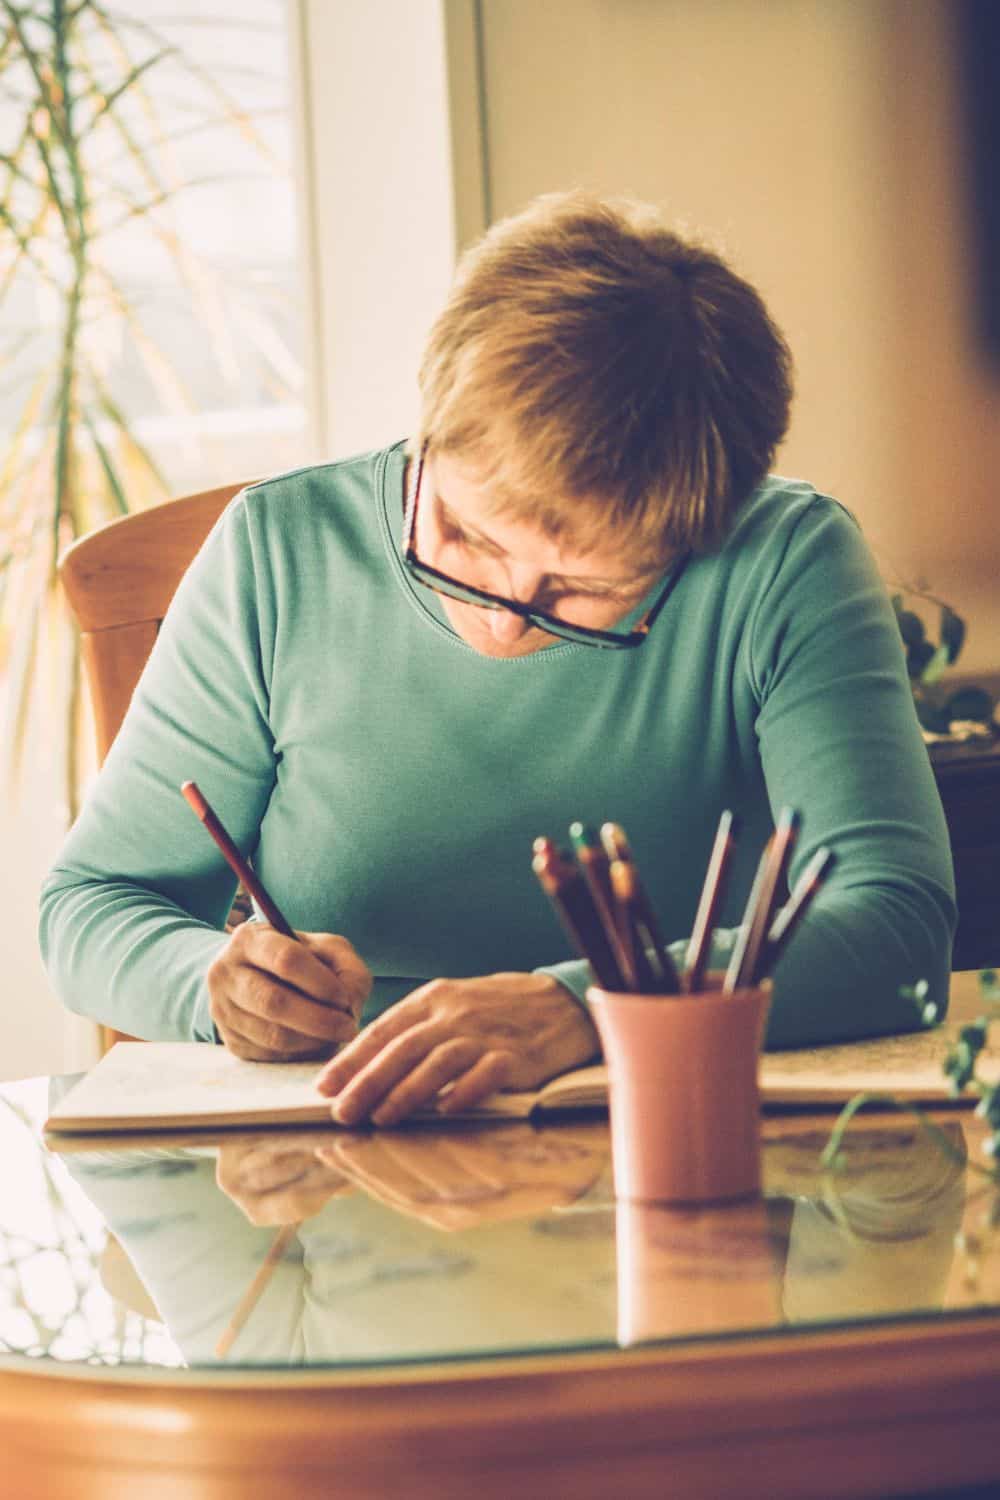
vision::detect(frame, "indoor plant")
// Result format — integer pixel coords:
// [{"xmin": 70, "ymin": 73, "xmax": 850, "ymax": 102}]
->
[
  {"xmin": 892, "ymin": 590, "xmax": 997, "ymax": 737},
  {"xmin": 0, "ymin": 0, "xmax": 297, "ymax": 818}
]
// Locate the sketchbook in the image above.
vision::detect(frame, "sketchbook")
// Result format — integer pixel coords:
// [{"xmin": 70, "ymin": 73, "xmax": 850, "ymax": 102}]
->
[{"xmin": 44, "ymin": 1012, "xmax": 1000, "ymax": 1137}]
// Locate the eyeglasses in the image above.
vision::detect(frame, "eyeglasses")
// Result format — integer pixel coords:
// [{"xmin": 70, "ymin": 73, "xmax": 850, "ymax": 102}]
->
[{"xmin": 401, "ymin": 448, "xmax": 689, "ymax": 650}]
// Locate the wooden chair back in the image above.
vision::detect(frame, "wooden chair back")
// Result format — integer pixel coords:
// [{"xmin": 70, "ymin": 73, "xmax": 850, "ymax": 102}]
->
[
  {"xmin": 58, "ymin": 482, "xmax": 251, "ymax": 1050},
  {"xmin": 59, "ymin": 482, "xmax": 247, "ymax": 760}
]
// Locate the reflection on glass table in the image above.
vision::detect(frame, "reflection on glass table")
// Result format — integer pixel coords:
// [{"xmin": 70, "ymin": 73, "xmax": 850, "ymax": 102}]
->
[
  {"xmin": 50, "ymin": 1119, "xmax": 615, "ymax": 1367},
  {"xmin": 2, "ymin": 1071, "xmax": 996, "ymax": 1380},
  {"xmin": 0, "ymin": 1083, "xmax": 184, "ymax": 1369}
]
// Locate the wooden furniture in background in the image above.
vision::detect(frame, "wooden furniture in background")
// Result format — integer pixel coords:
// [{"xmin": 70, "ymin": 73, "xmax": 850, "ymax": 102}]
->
[
  {"xmin": 58, "ymin": 483, "xmax": 251, "ymax": 1050},
  {"xmin": 929, "ymin": 736, "xmax": 1000, "ymax": 970}
]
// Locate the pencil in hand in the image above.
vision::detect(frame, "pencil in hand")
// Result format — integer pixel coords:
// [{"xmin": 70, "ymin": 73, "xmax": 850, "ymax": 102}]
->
[
  {"xmin": 684, "ymin": 809, "xmax": 739, "ymax": 993},
  {"xmin": 180, "ymin": 780, "xmax": 297, "ymax": 941}
]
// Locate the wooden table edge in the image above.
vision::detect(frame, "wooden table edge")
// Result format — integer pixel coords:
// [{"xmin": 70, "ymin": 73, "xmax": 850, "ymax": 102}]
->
[
  {"xmin": 1, "ymin": 1304, "xmax": 999, "ymax": 1389},
  {"xmin": 3, "ymin": 1310, "xmax": 1000, "ymax": 1499}
]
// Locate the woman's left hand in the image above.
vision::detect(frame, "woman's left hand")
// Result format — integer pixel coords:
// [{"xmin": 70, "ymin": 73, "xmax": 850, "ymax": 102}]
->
[{"xmin": 314, "ymin": 973, "xmax": 600, "ymax": 1127}]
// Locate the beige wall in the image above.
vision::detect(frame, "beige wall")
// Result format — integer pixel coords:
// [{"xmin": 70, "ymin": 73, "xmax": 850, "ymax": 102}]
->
[
  {"xmin": 300, "ymin": 0, "xmax": 461, "ymax": 456},
  {"xmin": 0, "ymin": 689, "xmax": 100, "ymax": 1082},
  {"xmin": 475, "ymin": 0, "xmax": 1000, "ymax": 670}
]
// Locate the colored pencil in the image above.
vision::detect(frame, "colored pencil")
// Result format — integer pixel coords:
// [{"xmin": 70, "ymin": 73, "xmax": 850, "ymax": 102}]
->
[
  {"xmin": 532, "ymin": 839, "xmax": 626, "ymax": 990},
  {"xmin": 599, "ymin": 821, "xmax": 631, "ymax": 866},
  {"xmin": 180, "ymin": 780, "xmax": 297, "ymax": 940},
  {"xmin": 757, "ymin": 845, "xmax": 836, "ymax": 979},
  {"xmin": 684, "ymin": 809, "xmax": 739, "ymax": 993},
  {"xmin": 723, "ymin": 808, "xmax": 801, "ymax": 993},
  {"xmin": 600, "ymin": 823, "xmax": 682, "ymax": 992},
  {"xmin": 535, "ymin": 808, "xmax": 824, "ymax": 1001},
  {"xmin": 608, "ymin": 857, "xmax": 665, "ymax": 992},
  {"xmin": 568, "ymin": 822, "xmax": 630, "ymax": 977}
]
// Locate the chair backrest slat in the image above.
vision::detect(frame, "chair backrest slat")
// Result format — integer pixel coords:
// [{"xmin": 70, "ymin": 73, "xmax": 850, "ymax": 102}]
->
[
  {"xmin": 60, "ymin": 483, "xmax": 247, "ymax": 748},
  {"xmin": 58, "ymin": 481, "xmax": 251, "ymax": 1050},
  {"xmin": 79, "ymin": 620, "xmax": 160, "ymax": 763}
]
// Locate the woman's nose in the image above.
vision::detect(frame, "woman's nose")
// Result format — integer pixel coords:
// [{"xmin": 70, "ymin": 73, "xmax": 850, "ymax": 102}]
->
[{"xmin": 487, "ymin": 607, "xmax": 534, "ymax": 642}]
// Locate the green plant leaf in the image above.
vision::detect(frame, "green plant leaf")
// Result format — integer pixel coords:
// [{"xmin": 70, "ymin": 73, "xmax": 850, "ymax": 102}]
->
[
  {"xmin": 81, "ymin": 47, "xmax": 176, "ymax": 136},
  {"xmin": 0, "ymin": 584, "xmax": 42, "ymax": 794},
  {"xmin": 915, "ymin": 698, "xmax": 952, "ymax": 734},
  {"xmin": 895, "ymin": 607, "xmax": 925, "ymax": 649},
  {"xmin": 0, "ymin": 364, "xmax": 53, "ymax": 497},
  {"xmin": 942, "ymin": 686, "xmax": 995, "ymax": 725},
  {"xmin": 82, "ymin": 410, "xmax": 129, "ymax": 515},
  {"xmin": 907, "ymin": 637, "xmax": 935, "ymax": 680},
  {"xmin": 920, "ymin": 641, "xmax": 951, "ymax": 686},
  {"xmin": 939, "ymin": 605, "xmax": 966, "ymax": 665},
  {"xmin": 90, "ymin": 374, "xmax": 169, "ymax": 490}
]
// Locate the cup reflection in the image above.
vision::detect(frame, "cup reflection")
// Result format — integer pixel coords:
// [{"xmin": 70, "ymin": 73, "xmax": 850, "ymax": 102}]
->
[{"xmin": 615, "ymin": 1194, "xmax": 795, "ymax": 1347}]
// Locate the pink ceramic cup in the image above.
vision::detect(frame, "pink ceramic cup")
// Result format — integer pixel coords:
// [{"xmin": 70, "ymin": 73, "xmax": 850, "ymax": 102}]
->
[{"xmin": 587, "ymin": 977, "xmax": 772, "ymax": 1205}]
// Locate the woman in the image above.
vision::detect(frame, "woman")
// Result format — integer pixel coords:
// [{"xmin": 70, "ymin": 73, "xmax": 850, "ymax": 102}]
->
[{"xmin": 39, "ymin": 192, "xmax": 955, "ymax": 1125}]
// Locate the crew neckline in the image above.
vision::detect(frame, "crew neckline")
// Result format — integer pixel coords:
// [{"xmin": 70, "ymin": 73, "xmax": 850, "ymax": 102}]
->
[{"xmin": 374, "ymin": 440, "xmax": 691, "ymax": 666}]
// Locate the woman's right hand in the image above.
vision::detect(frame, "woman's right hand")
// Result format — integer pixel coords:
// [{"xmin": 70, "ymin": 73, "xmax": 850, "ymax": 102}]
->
[{"xmin": 207, "ymin": 924, "xmax": 371, "ymax": 1061}]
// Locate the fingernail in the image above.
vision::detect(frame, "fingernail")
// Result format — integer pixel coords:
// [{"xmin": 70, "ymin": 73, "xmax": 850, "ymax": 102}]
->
[{"xmin": 319, "ymin": 1066, "xmax": 348, "ymax": 1094}]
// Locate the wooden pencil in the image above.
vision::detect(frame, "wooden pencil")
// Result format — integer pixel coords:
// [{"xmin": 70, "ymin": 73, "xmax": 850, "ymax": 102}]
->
[
  {"xmin": 568, "ymin": 822, "xmax": 630, "ymax": 979},
  {"xmin": 684, "ymin": 810, "xmax": 738, "ymax": 992},
  {"xmin": 532, "ymin": 840, "xmax": 626, "ymax": 990},
  {"xmin": 181, "ymin": 780, "xmax": 297, "ymax": 940},
  {"xmin": 600, "ymin": 823, "xmax": 682, "ymax": 992},
  {"xmin": 723, "ymin": 809, "xmax": 800, "ymax": 993},
  {"xmin": 757, "ymin": 845, "xmax": 836, "ymax": 980},
  {"xmin": 609, "ymin": 857, "xmax": 663, "ymax": 993}
]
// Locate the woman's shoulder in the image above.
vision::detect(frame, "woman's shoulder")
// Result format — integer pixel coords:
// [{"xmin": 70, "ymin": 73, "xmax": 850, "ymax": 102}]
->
[
  {"xmin": 236, "ymin": 441, "xmax": 406, "ymax": 526},
  {"xmin": 190, "ymin": 443, "xmax": 407, "ymax": 597},
  {"xmin": 727, "ymin": 474, "xmax": 858, "ymax": 550},
  {"xmin": 714, "ymin": 474, "xmax": 872, "ymax": 592}
]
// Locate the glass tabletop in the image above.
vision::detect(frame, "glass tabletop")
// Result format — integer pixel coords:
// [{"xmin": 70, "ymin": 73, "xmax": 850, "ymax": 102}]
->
[{"xmin": 2, "ymin": 1071, "xmax": 999, "ymax": 1376}]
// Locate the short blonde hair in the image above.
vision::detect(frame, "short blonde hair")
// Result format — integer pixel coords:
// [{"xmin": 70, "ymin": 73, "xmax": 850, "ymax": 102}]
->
[{"xmin": 415, "ymin": 192, "xmax": 793, "ymax": 557}]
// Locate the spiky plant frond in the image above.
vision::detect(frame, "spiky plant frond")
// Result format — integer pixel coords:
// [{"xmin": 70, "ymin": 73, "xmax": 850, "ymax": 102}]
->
[{"xmin": 0, "ymin": 0, "xmax": 301, "ymax": 818}]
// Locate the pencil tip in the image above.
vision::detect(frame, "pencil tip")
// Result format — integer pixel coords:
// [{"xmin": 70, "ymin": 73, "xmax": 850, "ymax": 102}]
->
[
  {"xmin": 600, "ymin": 822, "xmax": 629, "ymax": 861},
  {"xmin": 569, "ymin": 822, "xmax": 598, "ymax": 848}
]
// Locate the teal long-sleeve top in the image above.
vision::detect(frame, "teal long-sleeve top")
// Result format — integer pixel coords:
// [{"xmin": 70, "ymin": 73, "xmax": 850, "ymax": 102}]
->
[{"xmin": 39, "ymin": 441, "xmax": 955, "ymax": 1047}]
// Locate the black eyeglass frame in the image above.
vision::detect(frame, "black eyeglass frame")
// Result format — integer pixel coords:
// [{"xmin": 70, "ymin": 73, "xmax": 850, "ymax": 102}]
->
[{"xmin": 401, "ymin": 447, "xmax": 689, "ymax": 650}]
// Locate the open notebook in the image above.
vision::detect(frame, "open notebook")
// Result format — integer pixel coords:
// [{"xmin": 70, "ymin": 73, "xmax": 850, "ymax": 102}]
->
[{"xmin": 44, "ymin": 1012, "xmax": 1000, "ymax": 1136}]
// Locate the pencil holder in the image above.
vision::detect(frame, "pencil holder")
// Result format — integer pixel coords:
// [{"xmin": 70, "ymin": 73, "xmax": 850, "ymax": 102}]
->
[{"xmin": 587, "ymin": 974, "xmax": 772, "ymax": 1205}]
